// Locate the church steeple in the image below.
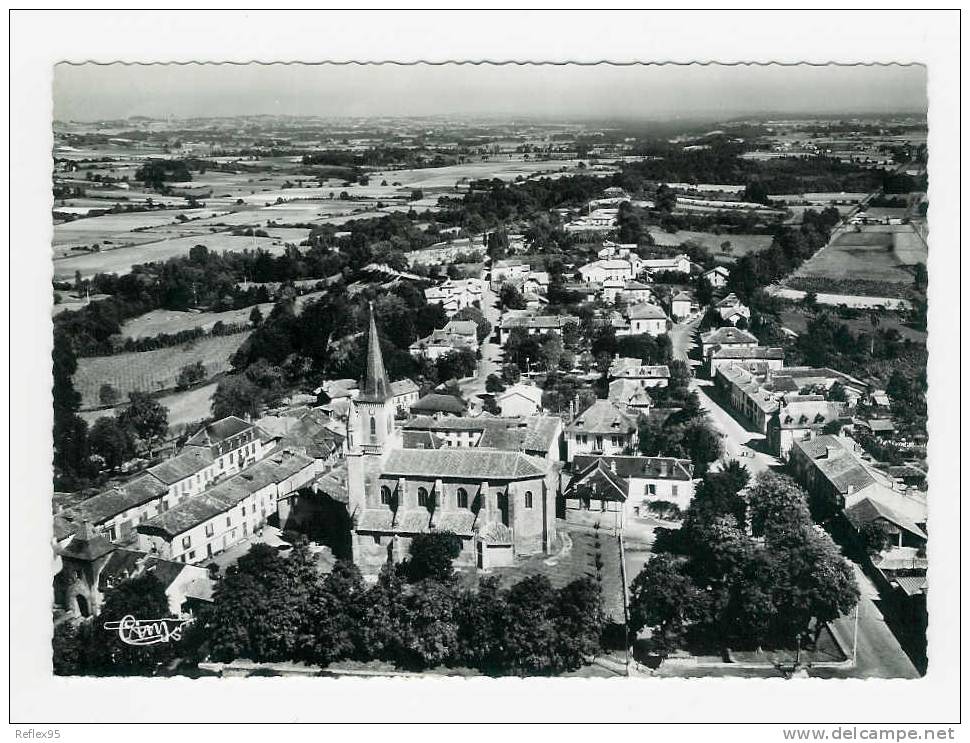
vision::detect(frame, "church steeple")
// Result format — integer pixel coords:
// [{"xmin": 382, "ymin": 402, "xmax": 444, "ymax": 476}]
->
[{"xmin": 358, "ymin": 303, "xmax": 391, "ymax": 403}]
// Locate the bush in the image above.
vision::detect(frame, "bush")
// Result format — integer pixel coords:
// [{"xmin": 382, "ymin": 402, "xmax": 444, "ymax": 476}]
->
[{"xmin": 647, "ymin": 500, "xmax": 683, "ymax": 521}]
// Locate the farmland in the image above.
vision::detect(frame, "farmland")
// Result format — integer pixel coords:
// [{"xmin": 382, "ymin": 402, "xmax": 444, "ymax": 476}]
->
[
  {"xmin": 119, "ymin": 303, "xmax": 274, "ymax": 340},
  {"xmin": 788, "ymin": 224, "xmax": 927, "ymax": 288},
  {"xmin": 80, "ymin": 381, "xmax": 218, "ymax": 435},
  {"xmin": 73, "ymin": 332, "xmax": 251, "ymax": 409},
  {"xmin": 648, "ymin": 227, "xmax": 774, "ymax": 260}
]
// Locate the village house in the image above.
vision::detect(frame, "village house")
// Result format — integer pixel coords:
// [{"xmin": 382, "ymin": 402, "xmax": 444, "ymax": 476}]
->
[
  {"xmin": 766, "ymin": 396, "xmax": 849, "ymax": 457},
  {"xmin": 702, "ymin": 265, "xmax": 730, "ymax": 288},
  {"xmin": 410, "ymin": 393, "xmax": 468, "ymax": 419},
  {"xmin": 136, "ymin": 449, "xmax": 319, "ymax": 564},
  {"xmin": 714, "ymin": 293, "xmax": 751, "ymax": 326},
  {"xmin": 53, "ymin": 416, "xmax": 269, "ymax": 547},
  {"xmin": 490, "ymin": 259, "xmax": 531, "ymax": 290},
  {"xmin": 496, "ymin": 313, "xmax": 580, "ymax": 345},
  {"xmin": 423, "ymin": 278, "xmax": 484, "ymax": 316},
  {"xmin": 700, "ymin": 326, "xmax": 759, "ymax": 358},
  {"xmin": 608, "ymin": 357, "xmax": 671, "ymax": 388},
  {"xmin": 256, "ymin": 408, "xmax": 347, "ymax": 469},
  {"xmin": 624, "ymin": 302, "xmax": 670, "ymax": 336},
  {"xmin": 708, "ymin": 345, "xmax": 785, "ymax": 375},
  {"xmin": 564, "ymin": 399, "xmax": 640, "ymax": 462},
  {"xmin": 641, "ymin": 253, "xmax": 693, "ymax": 275},
  {"xmin": 563, "ymin": 454, "xmax": 695, "ymax": 531},
  {"xmin": 409, "ymin": 319, "xmax": 480, "ymax": 360},
  {"xmin": 578, "ymin": 258, "xmax": 637, "ymax": 285},
  {"xmin": 669, "ymin": 290, "xmax": 693, "ymax": 321},
  {"xmin": 607, "ymin": 379, "xmax": 654, "ymax": 415},
  {"xmin": 400, "ymin": 415, "xmax": 562, "ymax": 464},
  {"xmin": 714, "ymin": 363, "xmax": 781, "ymax": 434},
  {"xmin": 496, "ymin": 384, "xmax": 544, "ymax": 417}
]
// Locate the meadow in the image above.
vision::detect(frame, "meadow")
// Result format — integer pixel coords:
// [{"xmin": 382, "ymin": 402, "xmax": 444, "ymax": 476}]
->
[
  {"xmin": 791, "ymin": 224, "xmax": 927, "ymax": 286},
  {"xmin": 119, "ymin": 303, "xmax": 275, "ymax": 340},
  {"xmin": 73, "ymin": 331, "xmax": 251, "ymax": 409}
]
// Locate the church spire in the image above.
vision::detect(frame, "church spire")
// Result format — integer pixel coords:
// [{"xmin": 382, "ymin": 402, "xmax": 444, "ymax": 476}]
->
[{"xmin": 358, "ymin": 302, "xmax": 391, "ymax": 403}]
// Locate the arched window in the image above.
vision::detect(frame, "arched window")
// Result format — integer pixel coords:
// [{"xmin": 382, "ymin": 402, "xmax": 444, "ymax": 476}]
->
[
  {"xmin": 369, "ymin": 416, "xmax": 377, "ymax": 438},
  {"xmin": 457, "ymin": 488, "xmax": 469, "ymax": 509},
  {"xmin": 524, "ymin": 491, "xmax": 534, "ymax": 509},
  {"xmin": 417, "ymin": 488, "xmax": 429, "ymax": 508},
  {"xmin": 380, "ymin": 486, "xmax": 392, "ymax": 506}
]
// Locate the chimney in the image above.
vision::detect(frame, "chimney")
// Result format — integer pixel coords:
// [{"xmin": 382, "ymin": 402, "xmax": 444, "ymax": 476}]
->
[
  {"xmin": 609, "ymin": 460, "xmax": 617, "ymax": 474},
  {"xmin": 847, "ymin": 484, "xmax": 855, "ymax": 495}
]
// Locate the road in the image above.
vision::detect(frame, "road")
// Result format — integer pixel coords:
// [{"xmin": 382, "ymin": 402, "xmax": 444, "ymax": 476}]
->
[
  {"xmin": 459, "ymin": 279, "xmax": 504, "ymax": 399},
  {"xmin": 668, "ymin": 318, "xmax": 780, "ymax": 476}
]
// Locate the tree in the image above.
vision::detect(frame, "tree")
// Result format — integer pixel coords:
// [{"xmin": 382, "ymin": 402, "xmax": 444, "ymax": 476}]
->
[
  {"xmin": 689, "ymin": 460, "xmax": 750, "ymax": 527},
  {"xmin": 554, "ymin": 578, "xmax": 605, "ymax": 670},
  {"xmin": 628, "ymin": 554, "xmax": 708, "ymax": 657},
  {"xmin": 249, "ymin": 305, "xmax": 264, "ymax": 327},
  {"xmin": 88, "ymin": 573, "xmax": 177, "ymax": 675},
  {"xmin": 117, "ymin": 391, "xmax": 168, "ymax": 457},
  {"xmin": 857, "ymin": 520, "xmax": 893, "ymax": 556},
  {"xmin": 175, "ymin": 361, "xmax": 207, "ymax": 391},
  {"xmin": 53, "ymin": 328, "xmax": 90, "ymax": 482},
  {"xmin": 828, "ymin": 381, "xmax": 848, "ymax": 403},
  {"xmin": 747, "ymin": 471, "xmax": 813, "ymax": 540},
  {"xmin": 404, "ymin": 531, "xmax": 462, "ymax": 583},
  {"xmin": 501, "ymin": 575, "xmax": 562, "ymax": 675},
  {"xmin": 398, "ymin": 579, "xmax": 460, "ymax": 669},
  {"xmin": 499, "ymin": 283, "xmax": 527, "ymax": 310},
  {"xmin": 539, "ymin": 333, "xmax": 564, "ymax": 372},
  {"xmin": 308, "ymin": 560, "xmax": 364, "ymax": 665},
  {"xmin": 680, "ymin": 418, "xmax": 723, "ymax": 476},
  {"xmin": 456, "ymin": 577, "xmax": 507, "ymax": 672},
  {"xmin": 410, "ymin": 189, "xmax": 424, "ymax": 202},
  {"xmin": 212, "ymin": 374, "xmax": 263, "ymax": 420},
  {"xmin": 99, "ymin": 383, "xmax": 120, "ymax": 407},
  {"xmin": 53, "ymin": 620, "xmax": 95, "ymax": 676},
  {"xmin": 655, "ymin": 183, "xmax": 676, "ymax": 213},
  {"xmin": 501, "ymin": 363, "xmax": 521, "ymax": 386},
  {"xmin": 88, "ymin": 416, "xmax": 136, "ymax": 471},
  {"xmin": 485, "ymin": 374, "xmax": 506, "ymax": 394},
  {"xmin": 357, "ymin": 563, "xmax": 408, "ymax": 660}
]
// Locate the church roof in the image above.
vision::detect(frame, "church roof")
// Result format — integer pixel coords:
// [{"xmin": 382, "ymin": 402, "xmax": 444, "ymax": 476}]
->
[
  {"xmin": 382, "ymin": 448, "xmax": 546, "ymax": 481},
  {"xmin": 59, "ymin": 520, "xmax": 116, "ymax": 561},
  {"xmin": 358, "ymin": 304, "xmax": 392, "ymax": 403}
]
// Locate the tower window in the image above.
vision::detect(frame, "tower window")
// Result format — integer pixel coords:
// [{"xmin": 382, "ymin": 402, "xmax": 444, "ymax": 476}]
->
[
  {"xmin": 380, "ymin": 486, "xmax": 392, "ymax": 506},
  {"xmin": 524, "ymin": 491, "xmax": 534, "ymax": 509},
  {"xmin": 369, "ymin": 416, "xmax": 377, "ymax": 438},
  {"xmin": 457, "ymin": 488, "xmax": 469, "ymax": 509},
  {"xmin": 418, "ymin": 488, "xmax": 429, "ymax": 508}
]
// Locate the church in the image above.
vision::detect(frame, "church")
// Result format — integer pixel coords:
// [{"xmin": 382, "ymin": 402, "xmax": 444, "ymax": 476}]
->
[{"xmin": 343, "ymin": 307, "xmax": 559, "ymax": 572}]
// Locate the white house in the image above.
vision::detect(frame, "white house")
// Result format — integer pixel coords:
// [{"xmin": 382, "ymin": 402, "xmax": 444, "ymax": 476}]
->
[
  {"xmin": 578, "ymin": 259, "xmax": 636, "ymax": 284},
  {"xmin": 702, "ymin": 266, "xmax": 730, "ymax": 288},
  {"xmin": 496, "ymin": 384, "xmax": 544, "ymax": 417},
  {"xmin": 625, "ymin": 303, "xmax": 670, "ymax": 336},
  {"xmin": 564, "ymin": 400, "xmax": 639, "ymax": 462},
  {"xmin": 669, "ymin": 291, "xmax": 693, "ymax": 321},
  {"xmin": 642, "ymin": 254, "xmax": 692, "ymax": 275}
]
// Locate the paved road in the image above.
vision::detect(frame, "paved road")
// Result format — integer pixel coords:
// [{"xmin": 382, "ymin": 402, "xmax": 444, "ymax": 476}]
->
[
  {"xmin": 820, "ymin": 563, "xmax": 920, "ymax": 679},
  {"xmin": 459, "ymin": 280, "xmax": 503, "ymax": 399}
]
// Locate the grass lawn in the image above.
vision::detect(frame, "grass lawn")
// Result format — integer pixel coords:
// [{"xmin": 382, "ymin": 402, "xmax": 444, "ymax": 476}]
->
[
  {"xmin": 779, "ymin": 307, "xmax": 927, "ymax": 344},
  {"xmin": 647, "ymin": 227, "xmax": 774, "ymax": 258}
]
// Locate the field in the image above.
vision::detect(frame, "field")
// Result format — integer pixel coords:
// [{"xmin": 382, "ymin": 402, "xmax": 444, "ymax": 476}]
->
[
  {"xmin": 648, "ymin": 227, "xmax": 774, "ymax": 259},
  {"xmin": 369, "ymin": 158, "xmax": 585, "ymax": 189},
  {"xmin": 778, "ymin": 307, "xmax": 927, "ymax": 344},
  {"xmin": 119, "ymin": 303, "xmax": 275, "ymax": 340},
  {"xmin": 790, "ymin": 224, "xmax": 927, "ymax": 287},
  {"xmin": 74, "ymin": 332, "xmax": 251, "ymax": 409},
  {"xmin": 53, "ymin": 233, "xmax": 298, "ymax": 281},
  {"xmin": 52, "ymin": 208, "xmax": 229, "ymax": 246},
  {"xmin": 80, "ymin": 381, "xmax": 218, "ymax": 435}
]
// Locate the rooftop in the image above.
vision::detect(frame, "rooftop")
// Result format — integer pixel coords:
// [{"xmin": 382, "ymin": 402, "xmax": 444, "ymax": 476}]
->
[
  {"xmin": 382, "ymin": 448, "xmax": 547, "ymax": 481},
  {"xmin": 573, "ymin": 453, "xmax": 693, "ymax": 481},
  {"xmin": 567, "ymin": 400, "xmax": 639, "ymax": 435},
  {"xmin": 148, "ymin": 447, "xmax": 215, "ymax": 485},
  {"xmin": 626, "ymin": 303, "xmax": 668, "ymax": 321},
  {"xmin": 60, "ymin": 474, "xmax": 169, "ymax": 527},
  {"xmin": 701, "ymin": 326, "xmax": 759, "ymax": 346},
  {"xmin": 411, "ymin": 393, "xmax": 468, "ymax": 415},
  {"xmin": 186, "ymin": 416, "xmax": 252, "ymax": 448}
]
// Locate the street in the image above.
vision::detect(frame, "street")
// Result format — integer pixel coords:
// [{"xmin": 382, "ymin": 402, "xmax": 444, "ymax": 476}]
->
[{"xmin": 459, "ymin": 279, "xmax": 504, "ymax": 400}]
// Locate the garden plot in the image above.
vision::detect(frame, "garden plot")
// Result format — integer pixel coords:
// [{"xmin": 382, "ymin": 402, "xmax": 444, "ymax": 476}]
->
[{"xmin": 119, "ymin": 303, "xmax": 275, "ymax": 340}]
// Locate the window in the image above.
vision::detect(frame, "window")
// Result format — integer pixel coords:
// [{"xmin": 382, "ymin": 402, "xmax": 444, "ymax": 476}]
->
[
  {"xmin": 417, "ymin": 488, "xmax": 429, "ymax": 508},
  {"xmin": 182, "ymin": 536, "xmax": 192, "ymax": 550},
  {"xmin": 648, "ymin": 484, "xmax": 657, "ymax": 496},
  {"xmin": 380, "ymin": 486, "xmax": 392, "ymax": 506},
  {"xmin": 524, "ymin": 491, "xmax": 533, "ymax": 509},
  {"xmin": 457, "ymin": 488, "xmax": 469, "ymax": 509},
  {"xmin": 241, "ymin": 506, "xmax": 246, "ymax": 517},
  {"xmin": 226, "ymin": 516, "xmax": 232, "ymax": 527},
  {"xmin": 220, "ymin": 458, "xmax": 225, "ymax": 470},
  {"xmin": 370, "ymin": 416, "xmax": 377, "ymax": 437},
  {"xmin": 230, "ymin": 452, "xmax": 234, "ymax": 464},
  {"xmin": 205, "ymin": 524, "xmax": 214, "ymax": 537},
  {"xmin": 188, "ymin": 550, "xmax": 196, "ymax": 560},
  {"xmin": 672, "ymin": 485, "xmax": 679, "ymax": 498}
]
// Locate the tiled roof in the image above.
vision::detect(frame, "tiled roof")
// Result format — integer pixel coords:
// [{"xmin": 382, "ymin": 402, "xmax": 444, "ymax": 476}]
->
[
  {"xmin": 565, "ymin": 460, "xmax": 630, "ymax": 502},
  {"xmin": 500, "ymin": 314, "xmax": 579, "ymax": 330},
  {"xmin": 608, "ymin": 379, "xmax": 654, "ymax": 408},
  {"xmin": 390, "ymin": 379, "xmax": 419, "ymax": 396},
  {"xmin": 701, "ymin": 327, "xmax": 758, "ymax": 346},
  {"xmin": 402, "ymin": 414, "xmax": 560, "ymax": 456},
  {"xmin": 573, "ymin": 454, "xmax": 693, "ymax": 481},
  {"xmin": 712, "ymin": 346, "xmax": 784, "ymax": 360},
  {"xmin": 139, "ymin": 450, "xmax": 314, "ymax": 538},
  {"xmin": 480, "ymin": 522, "xmax": 513, "ymax": 544},
  {"xmin": 186, "ymin": 416, "xmax": 252, "ymax": 447},
  {"xmin": 148, "ymin": 447, "xmax": 214, "ymax": 485},
  {"xmin": 626, "ymin": 303, "xmax": 668, "ymax": 321},
  {"xmin": 61, "ymin": 474, "xmax": 169, "ymax": 526},
  {"xmin": 893, "ymin": 575, "xmax": 928, "ymax": 596},
  {"xmin": 497, "ymin": 384, "xmax": 542, "ymax": 407},
  {"xmin": 382, "ymin": 448, "xmax": 547, "ymax": 481},
  {"xmin": 774, "ymin": 399, "xmax": 846, "ymax": 429},
  {"xmin": 846, "ymin": 496, "xmax": 927, "ymax": 540},
  {"xmin": 59, "ymin": 520, "xmax": 116, "ymax": 561},
  {"xmin": 792, "ymin": 435, "xmax": 877, "ymax": 496},
  {"xmin": 411, "ymin": 393, "xmax": 467, "ymax": 415},
  {"xmin": 615, "ymin": 364, "xmax": 671, "ymax": 380},
  {"xmin": 567, "ymin": 400, "xmax": 639, "ymax": 435}
]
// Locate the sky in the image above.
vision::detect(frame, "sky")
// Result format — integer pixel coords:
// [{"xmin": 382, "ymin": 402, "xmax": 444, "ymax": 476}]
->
[{"xmin": 53, "ymin": 63, "xmax": 927, "ymax": 122}]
